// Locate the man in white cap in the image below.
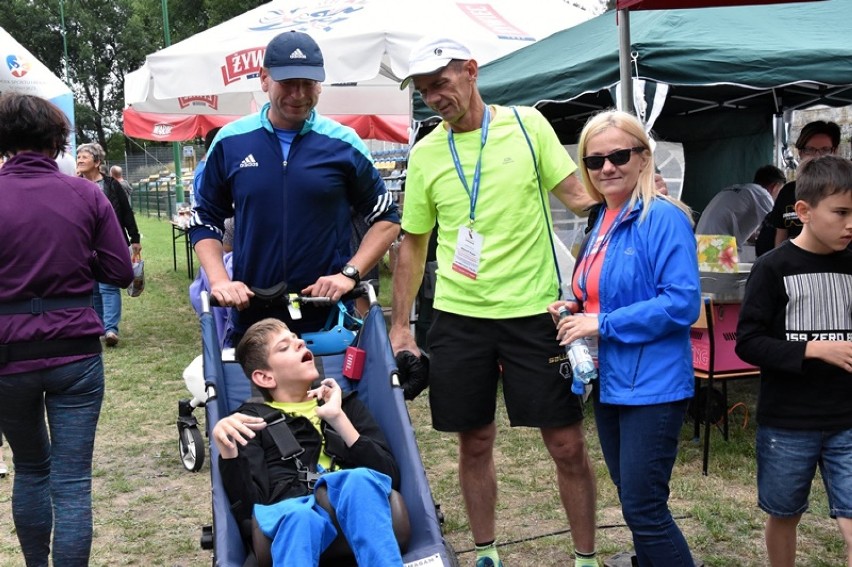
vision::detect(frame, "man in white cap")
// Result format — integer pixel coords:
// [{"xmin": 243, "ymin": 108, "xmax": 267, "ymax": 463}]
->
[
  {"xmin": 391, "ymin": 37, "xmax": 597, "ymax": 567},
  {"xmin": 189, "ymin": 31, "xmax": 400, "ymax": 340}
]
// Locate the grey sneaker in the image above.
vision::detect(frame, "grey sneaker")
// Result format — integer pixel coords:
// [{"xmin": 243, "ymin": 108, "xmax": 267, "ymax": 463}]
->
[{"xmin": 105, "ymin": 332, "xmax": 119, "ymax": 347}]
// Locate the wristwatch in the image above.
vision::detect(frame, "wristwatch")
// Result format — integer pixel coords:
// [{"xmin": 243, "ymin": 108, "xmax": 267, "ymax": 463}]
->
[{"xmin": 341, "ymin": 264, "xmax": 361, "ymax": 284}]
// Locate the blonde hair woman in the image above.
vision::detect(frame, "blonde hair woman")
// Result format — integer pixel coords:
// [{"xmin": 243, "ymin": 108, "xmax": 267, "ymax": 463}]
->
[{"xmin": 550, "ymin": 110, "xmax": 701, "ymax": 566}]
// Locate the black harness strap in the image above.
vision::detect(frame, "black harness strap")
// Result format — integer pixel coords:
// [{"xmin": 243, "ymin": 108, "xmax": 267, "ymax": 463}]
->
[
  {"xmin": 0, "ymin": 336, "xmax": 102, "ymax": 366},
  {"xmin": 0, "ymin": 295, "xmax": 94, "ymax": 316},
  {"xmin": 250, "ymin": 403, "xmax": 346, "ymax": 491}
]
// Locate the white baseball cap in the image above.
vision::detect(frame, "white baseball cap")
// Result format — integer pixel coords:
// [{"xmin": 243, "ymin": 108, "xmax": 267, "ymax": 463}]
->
[{"xmin": 399, "ymin": 37, "xmax": 472, "ymax": 90}]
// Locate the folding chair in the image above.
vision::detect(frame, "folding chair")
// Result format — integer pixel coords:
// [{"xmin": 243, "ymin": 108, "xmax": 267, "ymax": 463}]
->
[{"xmin": 690, "ymin": 296, "xmax": 760, "ymax": 475}]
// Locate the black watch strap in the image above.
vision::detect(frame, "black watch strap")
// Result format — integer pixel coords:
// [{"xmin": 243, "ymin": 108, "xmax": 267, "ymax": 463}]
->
[{"xmin": 341, "ymin": 264, "xmax": 360, "ymax": 284}]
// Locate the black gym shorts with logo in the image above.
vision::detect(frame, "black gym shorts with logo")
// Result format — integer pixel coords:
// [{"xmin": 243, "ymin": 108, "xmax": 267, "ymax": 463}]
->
[{"xmin": 426, "ymin": 310, "xmax": 585, "ymax": 432}]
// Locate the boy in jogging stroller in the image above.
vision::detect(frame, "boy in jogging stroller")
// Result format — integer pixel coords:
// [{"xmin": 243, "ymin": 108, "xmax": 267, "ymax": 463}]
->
[
  {"xmin": 194, "ymin": 285, "xmax": 458, "ymax": 566},
  {"xmin": 212, "ymin": 317, "xmax": 407, "ymax": 566}
]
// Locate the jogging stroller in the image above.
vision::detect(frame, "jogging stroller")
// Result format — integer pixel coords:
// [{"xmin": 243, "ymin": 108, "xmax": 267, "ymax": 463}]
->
[{"xmin": 194, "ymin": 285, "xmax": 460, "ymax": 566}]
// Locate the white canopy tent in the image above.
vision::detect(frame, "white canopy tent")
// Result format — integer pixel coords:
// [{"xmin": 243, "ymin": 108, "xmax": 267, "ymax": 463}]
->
[
  {"xmin": 0, "ymin": 26, "xmax": 75, "ymax": 150},
  {"xmin": 124, "ymin": 0, "xmax": 592, "ymax": 142}
]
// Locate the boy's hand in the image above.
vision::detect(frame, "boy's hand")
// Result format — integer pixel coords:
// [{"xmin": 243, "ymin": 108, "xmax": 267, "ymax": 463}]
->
[
  {"xmin": 308, "ymin": 378, "xmax": 360, "ymax": 446},
  {"xmin": 212, "ymin": 413, "xmax": 267, "ymax": 459},
  {"xmin": 805, "ymin": 340, "xmax": 852, "ymax": 373},
  {"xmin": 309, "ymin": 378, "xmax": 343, "ymax": 420}
]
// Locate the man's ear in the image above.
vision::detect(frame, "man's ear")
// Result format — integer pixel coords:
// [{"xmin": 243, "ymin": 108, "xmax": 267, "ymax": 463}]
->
[
  {"xmin": 251, "ymin": 368, "xmax": 275, "ymax": 390},
  {"xmin": 793, "ymin": 200, "xmax": 812, "ymax": 224}
]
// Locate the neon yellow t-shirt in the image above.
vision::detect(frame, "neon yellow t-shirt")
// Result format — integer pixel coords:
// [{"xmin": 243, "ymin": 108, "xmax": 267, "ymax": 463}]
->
[
  {"xmin": 268, "ymin": 399, "xmax": 333, "ymax": 471},
  {"xmin": 402, "ymin": 105, "xmax": 576, "ymax": 318}
]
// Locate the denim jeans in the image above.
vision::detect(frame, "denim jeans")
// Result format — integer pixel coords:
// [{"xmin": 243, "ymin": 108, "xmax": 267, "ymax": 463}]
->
[
  {"xmin": 93, "ymin": 282, "xmax": 122, "ymax": 335},
  {"xmin": 594, "ymin": 394, "xmax": 694, "ymax": 567},
  {"xmin": 757, "ymin": 425, "xmax": 852, "ymax": 518},
  {"xmin": 0, "ymin": 356, "xmax": 105, "ymax": 567}
]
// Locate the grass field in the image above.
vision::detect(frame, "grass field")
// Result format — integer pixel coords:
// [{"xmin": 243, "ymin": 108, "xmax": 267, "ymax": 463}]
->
[{"xmin": 0, "ymin": 216, "xmax": 846, "ymax": 566}]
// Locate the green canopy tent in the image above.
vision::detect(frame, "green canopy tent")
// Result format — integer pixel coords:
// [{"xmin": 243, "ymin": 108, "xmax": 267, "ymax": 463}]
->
[{"xmin": 418, "ymin": 0, "xmax": 852, "ymax": 211}]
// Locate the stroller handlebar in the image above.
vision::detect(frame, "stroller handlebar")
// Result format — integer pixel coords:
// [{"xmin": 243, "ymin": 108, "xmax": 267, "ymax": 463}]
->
[{"xmin": 203, "ymin": 281, "xmax": 374, "ymax": 311}]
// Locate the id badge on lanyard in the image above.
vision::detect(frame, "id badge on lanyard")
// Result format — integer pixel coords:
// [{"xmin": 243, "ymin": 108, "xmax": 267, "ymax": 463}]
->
[{"xmin": 448, "ymin": 107, "xmax": 490, "ymax": 281}]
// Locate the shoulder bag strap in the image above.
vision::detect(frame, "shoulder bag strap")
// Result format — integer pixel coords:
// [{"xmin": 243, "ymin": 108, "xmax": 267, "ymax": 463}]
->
[{"xmin": 511, "ymin": 106, "xmax": 563, "ymax": 299}]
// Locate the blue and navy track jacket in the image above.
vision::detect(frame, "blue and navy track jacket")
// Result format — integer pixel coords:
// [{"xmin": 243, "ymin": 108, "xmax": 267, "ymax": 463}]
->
[{"xmin": 189, "ymin": 104, "xmax": 399, "ymax": 296}]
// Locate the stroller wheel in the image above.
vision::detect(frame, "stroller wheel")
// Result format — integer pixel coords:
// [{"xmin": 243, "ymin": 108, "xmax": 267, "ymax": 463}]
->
[
  {"xmin": 178, "ymin": 423, "xmax": 205, "ymax": 472},
  {"xmin": 444, "ymin": 540, "xmax": 461, "ymax": 567}
]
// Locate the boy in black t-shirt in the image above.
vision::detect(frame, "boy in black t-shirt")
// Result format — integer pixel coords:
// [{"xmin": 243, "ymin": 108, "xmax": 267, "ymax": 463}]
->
[{"xmin": 736, "ymin": 155, "xmax": 852, "ymax": 566}]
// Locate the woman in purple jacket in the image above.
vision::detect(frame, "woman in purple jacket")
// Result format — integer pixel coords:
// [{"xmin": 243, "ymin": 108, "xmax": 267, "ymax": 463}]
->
[{"xmin": 0, "ymin": 93, "xmax": 133, "ymax": 567}]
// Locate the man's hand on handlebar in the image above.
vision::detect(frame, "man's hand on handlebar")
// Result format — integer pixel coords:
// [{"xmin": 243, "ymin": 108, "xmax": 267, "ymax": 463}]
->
[
  {"xmin": 210, "ymin": 280, "xmax": 254, "ymax": 310},
  {"xmin": 301, "ymin": 273, "xmax": 356, "ymax": 302}
]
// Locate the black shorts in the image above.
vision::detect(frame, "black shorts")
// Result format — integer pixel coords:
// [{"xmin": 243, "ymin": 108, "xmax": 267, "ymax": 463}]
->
[{"xmin": 426, "ymin": 310, "xmax": 584, "ymax": 432}]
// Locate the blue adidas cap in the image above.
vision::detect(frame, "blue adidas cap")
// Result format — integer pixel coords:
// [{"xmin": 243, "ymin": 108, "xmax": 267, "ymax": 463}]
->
[{"xmin": 263, "ymin": 31, "xmax": 325, "ymax": 82}]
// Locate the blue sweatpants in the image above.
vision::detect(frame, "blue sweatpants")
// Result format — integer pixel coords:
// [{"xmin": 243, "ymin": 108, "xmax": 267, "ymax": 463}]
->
[{"xmin": 254, "ymin": 468, "xmax": 402, "ymax": 566}]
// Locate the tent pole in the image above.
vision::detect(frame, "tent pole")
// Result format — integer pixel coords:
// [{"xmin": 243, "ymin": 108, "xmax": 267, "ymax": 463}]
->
[
  {"xmin": 618, "ymin": 9, "xmax": 634, "ymax": 115},
  {"xmin": 162, "ymin": 0, "xmax": 185, "ymax": 206}
]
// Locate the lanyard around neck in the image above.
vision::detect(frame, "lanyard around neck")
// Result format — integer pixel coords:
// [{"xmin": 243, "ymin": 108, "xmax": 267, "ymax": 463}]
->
[
  {"xmin": 577, "ymin": 202, "xmax": 631, "ymax": 303},
  {"xmin": 448, "ymin": 106, "xmax": 490, "ymax": 226}
]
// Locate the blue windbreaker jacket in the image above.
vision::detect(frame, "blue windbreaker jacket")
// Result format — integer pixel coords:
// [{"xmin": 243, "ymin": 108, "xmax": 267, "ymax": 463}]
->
[
  {"xmin": 189, "ymin": 104, "xmax": 399, "ymax": 295},
  {"xmin": 582, "ymin": 199, "xmax": 701, "ymax": 405}
]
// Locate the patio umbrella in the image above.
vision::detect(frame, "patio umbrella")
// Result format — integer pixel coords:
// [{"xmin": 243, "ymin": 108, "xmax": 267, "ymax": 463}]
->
[{"xmin": 125, "ymin": 0, "xmax": 593, "ymax": 143}]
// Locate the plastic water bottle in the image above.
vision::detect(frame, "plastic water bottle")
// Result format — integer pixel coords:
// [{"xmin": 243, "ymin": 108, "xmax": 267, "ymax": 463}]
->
[{"xmin": 558, "ymin": 307, "xmax": 598, "ymax": 385}]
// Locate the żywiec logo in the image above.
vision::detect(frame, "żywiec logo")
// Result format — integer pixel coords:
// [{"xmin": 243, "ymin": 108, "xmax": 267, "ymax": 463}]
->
[
  {"xmin": 153, "ymin": 124, "xmax": 174, "ymax": 137},
  {"xmin": 221, "ymin": 48, "xmax": 264, "ymax": 86},
  {"xmin": 6, "ymin": 54, "xmax": 30, "ymax": 78},
  {"xmin": 178, "ymin": 95, "xmax": 219, "ymax": 110}
]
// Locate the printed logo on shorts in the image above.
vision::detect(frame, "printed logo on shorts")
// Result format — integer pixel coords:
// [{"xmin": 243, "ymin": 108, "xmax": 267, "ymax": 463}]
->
[{"xmin": 240, "ymin": 154, "xmax": 259, "ymax": 168}]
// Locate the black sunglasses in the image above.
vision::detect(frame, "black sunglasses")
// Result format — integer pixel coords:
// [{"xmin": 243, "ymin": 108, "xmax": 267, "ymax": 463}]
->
[{"xmin": 582, "ymin": 146, "xmax": 646, "ymax": 170}]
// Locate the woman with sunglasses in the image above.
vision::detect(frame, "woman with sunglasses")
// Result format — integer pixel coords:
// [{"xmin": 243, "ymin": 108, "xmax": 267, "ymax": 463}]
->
[{"xmin": 550, "ymin": 110, "xmax": 701, "ymax": 566}]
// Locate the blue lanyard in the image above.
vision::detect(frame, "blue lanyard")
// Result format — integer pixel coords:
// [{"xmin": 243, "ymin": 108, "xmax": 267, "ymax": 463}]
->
[
  {"xmin": 448, "ymin": 106, "xmax": 490, "ymax": 225},
  {"xmin": 577, "ymin": 203, "xmax": 630, "ymax": 303}
]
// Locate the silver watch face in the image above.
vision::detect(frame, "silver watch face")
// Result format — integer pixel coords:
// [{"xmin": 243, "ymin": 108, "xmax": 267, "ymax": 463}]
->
[{"xmin": 343, "ymin": 265, "xmax": 358, "ymax": 278}]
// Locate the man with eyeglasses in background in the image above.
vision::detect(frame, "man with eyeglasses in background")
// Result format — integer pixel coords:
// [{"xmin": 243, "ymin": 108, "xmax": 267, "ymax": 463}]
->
[{"xmin": 764, "ymin": 120, "xmax": 841, "ymax": 251}]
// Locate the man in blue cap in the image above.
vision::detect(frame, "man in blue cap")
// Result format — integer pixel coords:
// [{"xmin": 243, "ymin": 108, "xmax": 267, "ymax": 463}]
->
[{"xmin": 189, "ymin": 31, "xmax": 400, "ymax": 339}]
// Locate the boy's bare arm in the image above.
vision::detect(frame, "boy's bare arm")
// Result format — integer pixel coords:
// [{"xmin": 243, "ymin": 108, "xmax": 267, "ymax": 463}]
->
[{"xmin": 805, "ymin": 341, "xmax": 852, "ymax": 373}]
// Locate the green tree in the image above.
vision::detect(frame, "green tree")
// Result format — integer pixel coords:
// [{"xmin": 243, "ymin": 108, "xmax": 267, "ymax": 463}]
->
[{"xmin": 0, "ymin": 0, "xmax": 265, "ymax": 157}]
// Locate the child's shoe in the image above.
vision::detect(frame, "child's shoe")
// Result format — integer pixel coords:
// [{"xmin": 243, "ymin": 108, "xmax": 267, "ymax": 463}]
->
[{"xmin": 0, "ymin": 461, "xmax": 8, "ymax": 478}]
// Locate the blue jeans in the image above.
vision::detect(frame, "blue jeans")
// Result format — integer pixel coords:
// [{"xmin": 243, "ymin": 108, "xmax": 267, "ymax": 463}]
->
[
  {"xmin": 594, "ymin": 394, "xmax": 694, "ymax": 567},
  {"xmin": 92, "ymin": 282, "xmax": 122, "ymax": 335},
  {"xmin": 0, "ymin": 356, "xmax": 105, "ymax": 567}
]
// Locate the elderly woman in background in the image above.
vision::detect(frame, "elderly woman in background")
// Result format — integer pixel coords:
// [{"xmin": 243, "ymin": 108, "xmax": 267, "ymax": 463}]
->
[
  {"xmin": 0, "ymin": 93, "xmax": 133, "ymax": 566},
  {"xmin": 551, "ymin": 110, "xmax": 701, "ymax": 566},
  {"xmin": 76, "ymin": 141, "xmax": 141, "ymax": 347}
]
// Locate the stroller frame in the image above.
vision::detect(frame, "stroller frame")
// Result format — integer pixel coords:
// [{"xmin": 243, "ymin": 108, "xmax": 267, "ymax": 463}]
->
[{"xmin": 196, "ymin": 289, "xmax": 459, "ymax": 566}]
